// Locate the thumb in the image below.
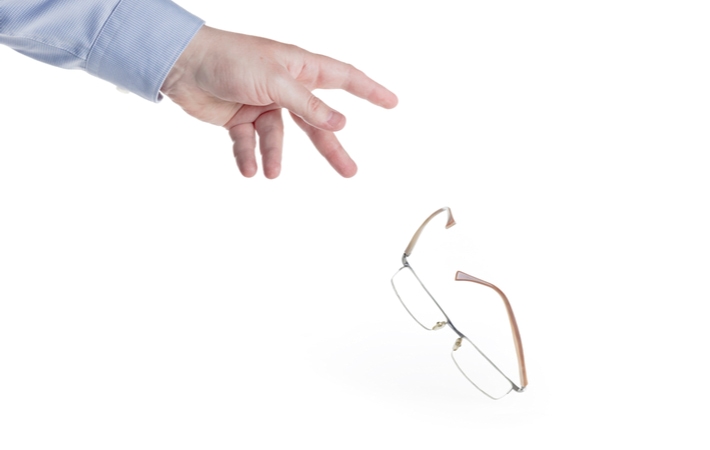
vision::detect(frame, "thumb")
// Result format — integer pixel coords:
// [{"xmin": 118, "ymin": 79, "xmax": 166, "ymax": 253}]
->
[{"xmin": 269, "ymin": 74, "xmax": 346, "ymax": 132}]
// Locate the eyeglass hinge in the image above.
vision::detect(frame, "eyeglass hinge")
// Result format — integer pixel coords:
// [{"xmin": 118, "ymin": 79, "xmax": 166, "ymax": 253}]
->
[{"xmin": 401, "ymin": 253, "xmax": 410, "ymax": 267}]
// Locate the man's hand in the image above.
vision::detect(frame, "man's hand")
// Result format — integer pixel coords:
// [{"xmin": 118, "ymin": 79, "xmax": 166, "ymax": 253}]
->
[{"xmin": 160, "ymin": 26, "xmax": 398, "ymax": 178}]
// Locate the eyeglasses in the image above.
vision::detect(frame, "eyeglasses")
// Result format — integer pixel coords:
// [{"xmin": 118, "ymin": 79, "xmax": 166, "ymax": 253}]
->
[{"xmin": 390, "ymin": 207, "xmax": 528, "ymax": 399}]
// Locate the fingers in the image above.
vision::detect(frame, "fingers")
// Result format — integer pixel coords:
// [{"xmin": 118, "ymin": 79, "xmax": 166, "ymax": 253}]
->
[
  {"xmin": 254, "ymin": 109, "xmax": 284, "ymax": 179},
  {"xmin": 229, "ymin": 109, "xmax": 284, "ymax": 178},
  {"xmin": 229, "ymin": 107, "xmax": 355, "ymax": 178},
  {"xmin": 310, "ymin": 55, "xmax": 399, "ymax": 110},
  {"xmin": 268, "ymin": 56, "xmax": 397, "ymax": 134},
  {"xmin": 290, "ymin": 112, "xmax": 357, "ymax": 178},
  {"xmin": 269, "ymin": 75, "xmax": 346, "ymax": 132},
  {"xmin": 219, "ymin": 36, "xmax": 398, "ymax": 178},
  {"xmin": 229, "ymin": 123, "xmax": 257, "ymax": 177}
]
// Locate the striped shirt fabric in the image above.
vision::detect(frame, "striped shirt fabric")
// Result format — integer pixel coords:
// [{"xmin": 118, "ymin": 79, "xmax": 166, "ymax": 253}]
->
[{"xmin": 0, "ymin": 0, "xmax": 204, "ymax": 101}]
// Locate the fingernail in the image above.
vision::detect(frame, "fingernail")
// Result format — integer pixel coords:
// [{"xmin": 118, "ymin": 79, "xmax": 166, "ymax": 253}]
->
[{"xmin": 326, "ymin": 111, "xmax": 346, "ymax": 130}]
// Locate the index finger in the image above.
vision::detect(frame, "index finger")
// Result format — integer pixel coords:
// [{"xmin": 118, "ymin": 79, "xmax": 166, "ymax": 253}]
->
[{"xmin": 304, "ymin": 54, "xmax": 399, "ymax": 109}]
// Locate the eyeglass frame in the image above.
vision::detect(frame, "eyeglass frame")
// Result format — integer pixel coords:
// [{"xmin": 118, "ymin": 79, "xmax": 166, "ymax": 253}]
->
[{"xmin": 390, "ymin": 207, "xmax": 528, "ymax": 399}]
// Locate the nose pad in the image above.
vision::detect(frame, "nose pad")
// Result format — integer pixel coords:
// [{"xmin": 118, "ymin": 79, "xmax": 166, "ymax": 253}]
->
[
  {"xmin": 432, "ymin": 321, "xmax": 447, "ymax": 330},
  {"xmin": 452, "ymin": 337, "xmax": 463, "ymax": 351}
]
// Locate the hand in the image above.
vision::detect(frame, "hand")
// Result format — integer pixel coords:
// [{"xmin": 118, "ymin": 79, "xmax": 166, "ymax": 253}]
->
[{"xmin": 160, "ymin": 26, "xmax": 398, "ymax": 178}]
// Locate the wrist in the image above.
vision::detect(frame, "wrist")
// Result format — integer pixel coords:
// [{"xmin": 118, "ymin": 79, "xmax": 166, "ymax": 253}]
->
[
  {"xmin": 161, "ymin": 25, "xmax": 211, "ymax": 98},
  {"xmin": 86, "ymin": 0, "xmax": 203, "ymax": 102}
]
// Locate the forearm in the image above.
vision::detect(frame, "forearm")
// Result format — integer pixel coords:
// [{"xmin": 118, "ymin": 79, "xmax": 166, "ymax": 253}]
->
[{"xmin": 0, "ymin": 0, "xmax": 203, "ymax": 101}]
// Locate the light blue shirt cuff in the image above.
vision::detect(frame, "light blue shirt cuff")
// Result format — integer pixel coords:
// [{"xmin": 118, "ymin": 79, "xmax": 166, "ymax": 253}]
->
[{"xmin": 86, "ymin": 0, "xmax": 204, "ymax": 102}]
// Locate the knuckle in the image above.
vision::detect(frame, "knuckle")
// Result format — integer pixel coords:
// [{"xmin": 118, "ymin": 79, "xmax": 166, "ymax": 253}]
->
[{"xmin": 306, "ymin": 94, "xmax": 323, "ymax": 116}]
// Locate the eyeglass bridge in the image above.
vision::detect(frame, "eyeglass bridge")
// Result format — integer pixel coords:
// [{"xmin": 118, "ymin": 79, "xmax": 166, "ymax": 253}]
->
[{"xmin": 432, "ymin": 321, "xmax": 447, "ymax": 331}]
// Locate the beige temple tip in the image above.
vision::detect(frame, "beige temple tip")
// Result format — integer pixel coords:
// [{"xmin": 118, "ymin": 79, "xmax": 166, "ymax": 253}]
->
[
  {"xmin": 404, "ymin": 207, "xmax": 455, "ymax": 257},
  {"xmin": 454, "ymin": 270, "xmax": 528, "ymax": 389}
]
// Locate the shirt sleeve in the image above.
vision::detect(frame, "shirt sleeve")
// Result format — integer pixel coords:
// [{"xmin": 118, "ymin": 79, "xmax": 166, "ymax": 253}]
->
[{"xmin": 0, "ymin": 0, "xmax": 204, "ymax": 102}]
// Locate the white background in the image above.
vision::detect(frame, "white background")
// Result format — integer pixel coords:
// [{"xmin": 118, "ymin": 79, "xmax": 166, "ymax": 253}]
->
[{"xmin": 1, "ymin": 1, "xmax": 709, "ymax": 448}]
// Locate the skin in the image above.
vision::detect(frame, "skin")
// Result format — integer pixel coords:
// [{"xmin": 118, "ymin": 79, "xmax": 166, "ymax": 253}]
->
[{"xmin": 160, "ymin": 26, "xmax": 399, "ymax": 179}]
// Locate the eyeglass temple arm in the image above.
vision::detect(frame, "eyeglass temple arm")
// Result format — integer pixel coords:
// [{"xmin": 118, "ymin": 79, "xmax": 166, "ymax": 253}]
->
[
  {"xmin": 455, "ymin": 270, "xmax": 528, "ymax": 390},
  {"xmin": 403, "ymin": 207, "xmax": 456, "ymax": 260}
]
